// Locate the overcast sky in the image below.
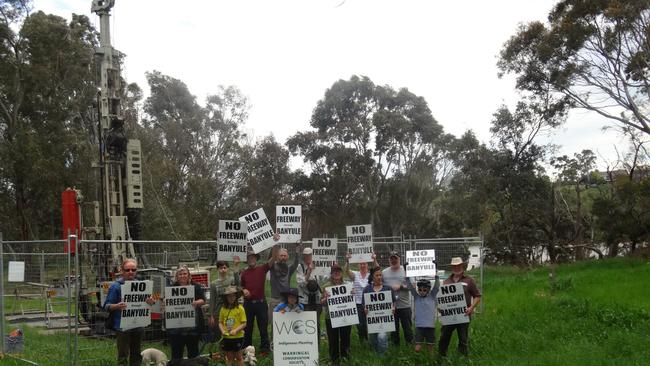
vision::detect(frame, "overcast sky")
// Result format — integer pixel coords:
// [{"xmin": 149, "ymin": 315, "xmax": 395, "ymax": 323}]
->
[{"xmin": 35, "ymin": 0, "xmax": 631, "ymax": 170}]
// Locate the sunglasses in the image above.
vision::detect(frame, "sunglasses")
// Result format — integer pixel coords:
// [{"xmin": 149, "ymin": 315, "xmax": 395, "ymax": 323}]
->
[{"xmin": 123, "ymin": 268, "xmax": 137, "ymax": 272}]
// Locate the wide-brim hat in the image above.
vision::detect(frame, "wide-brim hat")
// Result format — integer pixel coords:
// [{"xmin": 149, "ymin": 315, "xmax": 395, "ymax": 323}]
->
[
  {"xmin": 450, "ymin": 257, "xmax": 465, "ymax": 266},
  {"xmin": 246, "ymin": 250, "xmax": 260, "ymax": 260},
  {"xmin": 389, "ymin": 251, "xmax": 400, "ymax": 258},
  {"xmin": 302, "ymin": 247, "xmax": 313, "ymax": 255},
  {"xmin": 223, "ymin": 285, "xmax": 239, "ymax": 296}
]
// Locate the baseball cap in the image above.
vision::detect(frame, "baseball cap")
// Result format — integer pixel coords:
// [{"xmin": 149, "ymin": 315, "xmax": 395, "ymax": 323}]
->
[{"xmin": 302, "ymin": 247, "xmax": 313, "ymax": 255}]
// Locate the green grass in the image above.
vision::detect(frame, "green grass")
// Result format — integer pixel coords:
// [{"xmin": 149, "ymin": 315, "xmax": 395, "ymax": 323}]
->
[{"xmin": 1, "ymin": 258, "xmax": 649, "ymax": 365}]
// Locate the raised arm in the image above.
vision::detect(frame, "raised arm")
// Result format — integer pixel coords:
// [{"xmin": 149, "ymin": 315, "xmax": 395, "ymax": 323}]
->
[
  {"xmin": 405, "ymin": 277, "xmax": 418, "ymax": 297},
  {"xmin": 344, "ymin": 253, "xmax": 354, "ymax": 280}
]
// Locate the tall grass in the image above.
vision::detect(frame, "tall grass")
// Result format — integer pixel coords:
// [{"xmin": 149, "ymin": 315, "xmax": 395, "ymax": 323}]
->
[{"xmin": 1, "ymin": 258, "xmax": 648, "ymax": 365}]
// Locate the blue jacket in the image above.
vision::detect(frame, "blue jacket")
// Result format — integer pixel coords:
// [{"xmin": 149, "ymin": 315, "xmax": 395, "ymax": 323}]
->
[{"xmin": 103, "ymin": 278, "xmax": 125, "ymax": 330}]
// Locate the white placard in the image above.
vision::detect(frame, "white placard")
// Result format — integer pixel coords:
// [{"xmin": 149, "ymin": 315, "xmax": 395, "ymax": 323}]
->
[
  {"xmin": 364, "ymin": 290, "xmax": 395, "ymax": 334},
  {"xmin": 164, "ymin": 285, "xmax": 196, "ymax": 329},
  {"xmin": 346, "ymin": 224, "xmax": 373, "ymax": 263},
  {"xmin": 312, "ymin": 238, "xmax": 338, "ymax": 277},
  {"xmin": 217, "ymin": 220, "xmax": 248, "ymax": 261},
  {"xmin": 120, "ymin": 280, "xmax": 153, "ymax": 330},
  {"xmin": 276, "ymin": 205, "xmax": 302, "ymax": 243},
  {"xmin": 437, "ymin": 283, "xmax": 470, "ymax": 325},
  {"xmin": 239, "ymin": 208, "xmax": 276, "ymax": 254},
  {"xmin": 325, "ymin": 284, "xmax": 359, "ymax": 328},
  {"xmin": 8, "ymin": 261, "xmax": 25, "ymax": 282},
  {"xmin": 273, "ymin": 311, "xmax": 319, "ymax": 366},
  {"xmin": 405, "ymin": 250, "xmax": 436, "ymax": 277}
]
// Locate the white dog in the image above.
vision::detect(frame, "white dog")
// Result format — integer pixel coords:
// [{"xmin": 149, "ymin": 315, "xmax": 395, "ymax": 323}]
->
[
  {"xmin": 243, "ymin": 345, "xmax": 258, "ymax": 365},
  {"xmin": 140, "ymin": 348, "xmax": 168, "ymax": 366}
]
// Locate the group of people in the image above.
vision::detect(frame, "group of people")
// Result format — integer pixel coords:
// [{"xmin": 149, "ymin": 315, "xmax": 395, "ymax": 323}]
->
[{"xmin": 103, "ymin": 238, "xmax": 481, "ymax": 365}]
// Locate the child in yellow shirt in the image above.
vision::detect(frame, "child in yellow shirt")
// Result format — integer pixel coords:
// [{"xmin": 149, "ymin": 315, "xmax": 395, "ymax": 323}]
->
[{"xmin": 219, "ymin": 286, "xmax": 247, "ymax": 366}]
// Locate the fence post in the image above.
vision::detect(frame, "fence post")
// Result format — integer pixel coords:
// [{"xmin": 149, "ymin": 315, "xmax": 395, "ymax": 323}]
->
[
  {"xmin": 0, "ymin": 232, "xmax": 5, "ymax": 355},
  {"xmin": 73, "ymin": 235, "xmax": 79, "ymax": 366},
  {"xmin": 479, "ymin": 232, "xmax": 485, "ymax": 313},
  {"xmin": 67, "ymin": 233, "xmax": 72, "ymax": 366}
]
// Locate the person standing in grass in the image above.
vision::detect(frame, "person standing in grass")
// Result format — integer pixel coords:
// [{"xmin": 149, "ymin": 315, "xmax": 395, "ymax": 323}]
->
[
  {"xmin": 382, "ymin": 251, "xmax": 414, "ymax": 346},
  {"xmin": 219, "ymin": 286, "xmax": 247, "ymax": 366},
  {"xmin": 406, "ymin": 276, "xmax": 440, "ymax": 353},
  {"xmin": 362, "ymin": 266, "xmax": 396, "ymax": 355},
  {"xmin": 438, "ymin": 257, "xmax": 481, "ymax": 357},
  {"xmin": 321, "ymin": 264, "xmax": 352, "ymax": 365},
  {"xmin": 344, "ymin": 252, "xmax": 379, "ymax": 342},
  {"xmin": 103, "ymin": 259, "xmax": 155, "ymax": 366},
  {"xmin": 208, "ymin": 257, "xmax": 241, "ymax": 343},
  {"xmin": 168, "ymin": 265, "xmax": 207, "ymax": 361}
]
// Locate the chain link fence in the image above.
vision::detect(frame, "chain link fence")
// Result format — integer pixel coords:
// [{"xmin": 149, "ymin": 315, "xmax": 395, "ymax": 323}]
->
[{"xmin": 1, "ymin": 233, "xmax": 483, "ymax": 365}]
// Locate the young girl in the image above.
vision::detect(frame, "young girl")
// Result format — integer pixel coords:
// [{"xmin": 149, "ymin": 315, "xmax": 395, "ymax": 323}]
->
[
  {"xmin": 219, "ymin": 286, "xmax": 247, "ymax": 366},
  {"xmin": 406, "ymin": 276, "xmax": 440, "ymax": 352},
  {"xmin": 273, "ymin": 287, "xmax": 304, "ymax": 313},
  {"xmin": 362, "ymin": 266, "xmax": 395, "ymax": 355}
]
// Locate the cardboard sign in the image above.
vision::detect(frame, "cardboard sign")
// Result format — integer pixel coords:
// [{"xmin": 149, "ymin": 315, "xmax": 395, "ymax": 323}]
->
[
  {"xmin": 276, "ymin": 205, "xmax": 302, "ymax": 243},
  {"xmin": 273, "ymin": 311, "xmax": 319, "ymax": 366},
  {"xmin": 239, "ymin": 208, "xmax": 276, "ymax": 254},
  {"xmin": 325, "ymin": 284, "xmax": 359, "ymax": 328},
  {"xmin": 312, "ymin": 238, "xmax": 338, "ymax": 277},
  {"xmin": 217, "ymin": 220, "xmax": 248, "ymax": 261},
  {"xmin": 8, "ymin": 261, "xmax": 25, "ymax": 282},
  {"xmin": 437, "ymin": 283, "xmax": 470, "ymax": 325},
  {"xmin": 164, "ymin": 285, "xmax": 196, "ymax": 329},
  {"xmin": 120, "ymin": 280, "xmax": 153, "ymax": 330},
  {"xmin": 405, "ymin": 250, "xmax": 436, "ymax": 277},
  {"xmin": 346, "ymin": 224, "xmax": 373, "ymax": 263},
  {"xmin": 364, "ymin": 290, "xmax": 395, "ymax": 334}
]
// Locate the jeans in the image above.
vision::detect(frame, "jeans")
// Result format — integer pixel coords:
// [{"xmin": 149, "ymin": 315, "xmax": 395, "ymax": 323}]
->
[
  {"xmin": 243, "ymin": 300, "xmax": 270, "ymax": 352},
  {"xmin": 369, "ymin": 332, "xmax": 389, "ymax": 354},
  {"xmin": 116, "ymin": 328, "xmax": 143, "ymax": 366},
  {"xmin": 355, "ymin": 304, "xmax": 368, "ymax": 341},
  {"xmin": 438, "ymin": 323, "xmax": 470, "ymax": 356},
  {"xmin": 391, "ymin": 307, "xmax": 414, "ymax": 345},
  {"xmin": 325, "ymin": 319, "xmax": 351, "ymax": 364},
  {"xmin": 169, "ymin": 333, "xmax": 200, "ymax": 360}
]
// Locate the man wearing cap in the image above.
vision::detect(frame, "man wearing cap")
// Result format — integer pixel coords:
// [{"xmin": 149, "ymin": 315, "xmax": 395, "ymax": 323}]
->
[
  {"xmin": 438, "ymin": 257, "xmax": 482, "ymax": 357},
  {"xmin": 296, "ymin": 246, "xmax": 325, "ymax": 336},
  {"xmin": 240, "ymin": 250, "xmax": 272, "ymax": 355},
  {"xmin": 382, "ymin": 251, "xmax": 413, "ymax": 346}
]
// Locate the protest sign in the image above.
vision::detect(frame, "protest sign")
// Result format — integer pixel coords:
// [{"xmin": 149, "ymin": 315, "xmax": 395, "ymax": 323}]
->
[
  {"xmin": 312, "ymin": 238, "xmax": 338, "ymax": 277},
  {"xmin": 364, "ymin": 290, "xmax": 395, "ymax": 334},
  {"xmin": 273, "ymin": 311, "xmax": 319, "ymax": 366},
  {"xmin": 239, "ymin": 208, "xmax": 275, "ymax": 254},
  {"xmin": 120, "ymin": 280, "xmax": 153, "ymax": 330},
  {"xmin": 405, "ymin": 250, "xmax": 436, "ymax": 277},
  {"xmin": 276, "ymin": 205, "xmax": 302, "ymax": 243},
  {"xmin": 437, "ymin": 283, "xmax": 470, "ymax": 325},
  {"xmin": 325, "ymin": 283, "xmax": 359, "ymax": 328},
  {"xmin": 164, "ymin": 285, "xmax": 196, "ymax": 329},
  {"xmin": 217, "ymin": 220, "xmax": 248, "ymax": 261},
  {"xmin": 346, "ymin": 224, "xmax": 373, "ymax": 263}
]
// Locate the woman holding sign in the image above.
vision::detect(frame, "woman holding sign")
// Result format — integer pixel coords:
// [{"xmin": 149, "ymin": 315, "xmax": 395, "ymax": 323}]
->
[
  {"xmin": 362, "ymin": 266, "xmax": 395, "ymax": 355},
  {"xmin": 345, "ymin": 252, "xmax": 379, "ymax": 342},
  {"xmin": 168, "ymin": 266, "xmax": 207, "ymax": 362},
  {"xmin": 321, "ymin": 264, "xmax": 353, "ymax": 365}
]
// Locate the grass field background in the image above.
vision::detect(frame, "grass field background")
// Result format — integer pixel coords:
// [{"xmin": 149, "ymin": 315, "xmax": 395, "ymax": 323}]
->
[{"xmin": 1, "ymin": 258, "xmax": 649, "ymax": 365}]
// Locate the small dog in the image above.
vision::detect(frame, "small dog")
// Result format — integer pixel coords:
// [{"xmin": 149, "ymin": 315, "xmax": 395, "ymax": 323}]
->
[
  {"xmin": 140, "ymin": 348, "xmax": 168, "ymax": 366},
  {"xmin": 243, "ymin": 345, "xmax": 258, "ymax": 365}
]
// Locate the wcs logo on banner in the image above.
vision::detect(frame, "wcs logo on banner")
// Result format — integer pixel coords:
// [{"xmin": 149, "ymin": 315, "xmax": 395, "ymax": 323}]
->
[{"xmin": 273, "ymin": 318, "xmax": 317, "ymax": 335}]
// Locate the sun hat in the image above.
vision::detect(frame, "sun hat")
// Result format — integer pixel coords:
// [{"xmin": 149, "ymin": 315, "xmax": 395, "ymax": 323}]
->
[
  {"xmin": 450, "ymin": 257, "xmax": 465, "ymax": 266},
  {"xmin": 302, "ymin": 247, "xmax": 313, "ymax": 255}
]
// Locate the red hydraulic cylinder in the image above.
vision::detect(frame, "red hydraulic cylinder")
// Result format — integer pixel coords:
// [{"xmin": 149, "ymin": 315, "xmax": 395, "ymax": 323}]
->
[{"xmin": 62, "ymin": 188, "xmax": 80, "ymax": 253}]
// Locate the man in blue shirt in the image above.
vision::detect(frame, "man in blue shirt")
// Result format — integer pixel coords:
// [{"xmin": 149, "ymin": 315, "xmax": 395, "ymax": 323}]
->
[{"xmin": 103, "ymin": 259, "xmax": 154, "ymax": 366}]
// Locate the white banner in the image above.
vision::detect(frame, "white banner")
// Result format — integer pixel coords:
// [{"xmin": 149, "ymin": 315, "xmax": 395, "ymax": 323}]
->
[
  {"xmin": 437, "ymin": 283, "xmax": 470, "ymax": 325},
  {"xmin": 239, "ymin": 208, "xmax": 276, "ymax": 254},
  {"xmin": 364, "ymin": 290, "xmax": 395, "ymax": 334},
  {"xmin": 164, "ymin": 286, "xmax": 196, "ymax": 329},
  {"xmin": 325, "ymin": 284, "xmax": 359, "ymax": 328},
  {"xmin": 120, "ymin": 280, "xmax": 153, "ymax": 330},
  {"xmin": 405, "ymin": 250, "xmax": 436, "ymax": 277},
  {"xmin": 217, "ymin": 220, "xmax": 248, "ymax": 261},
  {"xmin": 273, "ymin": 311, "xmax": 319, "ymax": 366},
  {"xmin": 312, "ymin": 238, "xmax": 338, "ymax": 277},
  {"xmin": 276, "ymin": 205, "xmax": 302, "ymax": 243},
  {"xmin": 346, "ymin": 224, "xmax": 373, "ymax": 263}
]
